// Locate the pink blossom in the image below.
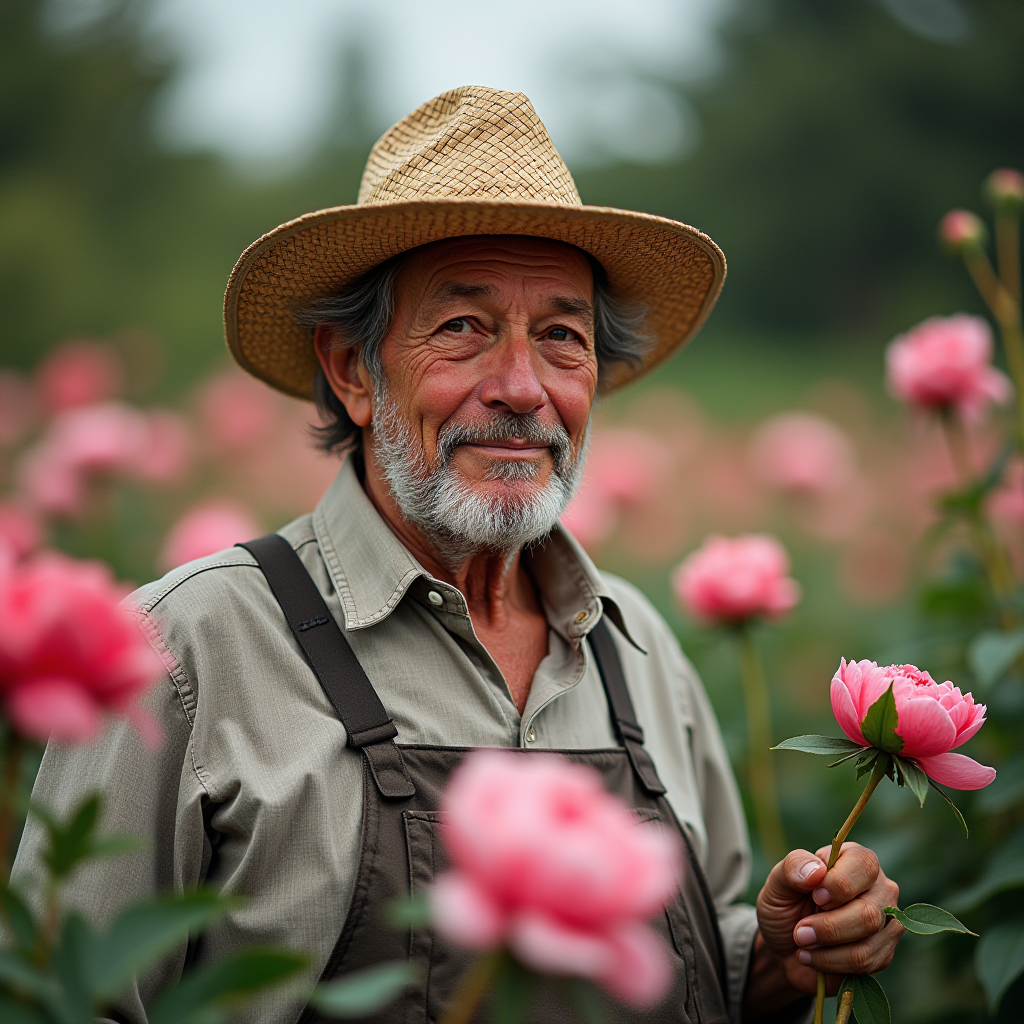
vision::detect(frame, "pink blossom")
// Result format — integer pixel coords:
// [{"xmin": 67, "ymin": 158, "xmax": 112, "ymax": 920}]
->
[
  {"xmin": 830, "ymin": 659, "xmax": 996, "ymax": 790},
  {"xmin": 127, "ymin": 411, "xmax": 193, "ymax": 484},
  {"xmin": 0, "ymin": 551, "xmax": 163, "ymax": 743},
  {"xmin": 984, "ymin": 169, "xmax": 1024, "ymax": 210},
  {"xmin": 432, "ymin": 750, "xmax": 681, "ymax": 1008},
  {"xmin": 886, "ymin": 315, "xmax": 1012, "ymax": 420},
  {"xmin": 584, "ymin": 429, "xmax": 671, "ymax": 504},
  {"xmin": 673, "ymin": 534, "xmax": 801, "ymax": 625},
  {"xmin": 938, "ymin": 210, "xmax": 986, "ymax": 253},
  {"xmin": 560, "ymin": 487, "xmax": 617, "ymax": 549},
  {"xmin": 159, "ymin": 502, "xmax": 262, "ymax": 571},
  {"xmin": 748, "ymin": 412, "xmax": 855, "ymax": 495},
  {"xmin": 35, "ymin": 340, "xmax": 123, "ymax": 415},
  {"xmin": 198, "ymin": 371, "xmax": 278, "ymax": 454},
  {"xmin": 0, "ymin": 504, "xmax": 45, "ymax": 560}
]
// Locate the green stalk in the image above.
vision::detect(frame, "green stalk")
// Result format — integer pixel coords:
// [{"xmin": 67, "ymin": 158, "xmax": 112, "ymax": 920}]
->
[
  {"xmin": 438, "ymin": 952, "xmax": 501, "ymax": 1024},
  {"xmin": 812, "ymin": 759, "xmax": 888, "ymax": 1024},
  {"xmin": 0, "ymin": 731, "xmax": 24, "ymax": 885},
  {"xmin": 735, "ymin": 626, "xmax": 787, "ymax": 864}
]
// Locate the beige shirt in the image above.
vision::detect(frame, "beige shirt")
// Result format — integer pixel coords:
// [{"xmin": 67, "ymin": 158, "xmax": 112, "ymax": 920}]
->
[{"xmin": 14, "ymin": 460, "xmax": 759, "ymax": 1024}]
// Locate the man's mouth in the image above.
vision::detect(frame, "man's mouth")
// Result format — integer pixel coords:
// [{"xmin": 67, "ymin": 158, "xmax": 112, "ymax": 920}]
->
[{"xmin": 459, "ymin": 440, "xmax": 551, "ymax": 457}]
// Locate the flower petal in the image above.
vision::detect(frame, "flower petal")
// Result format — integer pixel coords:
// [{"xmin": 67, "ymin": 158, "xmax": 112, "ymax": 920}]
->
[
  {"xmin": 830, "ymin": 675, "xmax": 867, "ymax": 745},
  {"xmin": 599, "ymin": 921, "xmax": 674, "ymax": 1009},
  {"xmin": 915, "ymin": 752, "xmax": 996, "ymax": 790},
  {"xmin": 508, "ymin": 911, "xmax": 612, "ymax": 979},
  {"xmin": 893, "ymin": 695, "xmax": 957, "ymax": 758},
  {"xmin": 6, "ymin": 677, "xmax": 100, "ymax": 743},
  {"xmin": 431, "ymin": 872, "xmax": 506, "ymax": 950}
]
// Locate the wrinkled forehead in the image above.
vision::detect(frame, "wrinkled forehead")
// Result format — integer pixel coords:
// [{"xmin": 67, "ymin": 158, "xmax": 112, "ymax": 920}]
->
[{"xmin": 396, "ymin": 235, "xmax": 596, "ymax": 304}]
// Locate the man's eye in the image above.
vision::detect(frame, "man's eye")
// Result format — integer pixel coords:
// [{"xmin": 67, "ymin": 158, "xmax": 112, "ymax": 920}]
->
[
  {"xmin": 442, "ymin": 318, "xmax": 472, "ymax": 334},
  {"xmin": 546, "ymin": 327, "xmax": 573, "ymax": 342}
]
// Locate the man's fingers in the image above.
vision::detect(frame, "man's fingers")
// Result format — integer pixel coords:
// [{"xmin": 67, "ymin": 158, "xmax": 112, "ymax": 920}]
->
[
  {"xmin": 810, "ymin": 843, "xmax": 881, "ymax": 908},
  {"xmin": 762, "ymin": 850, "xmax": 827, "ymax": 908},
  {"xmin": 795, "ymin": 918, "xmax": 904, "ymax": 974},
  {"xmin": 794, "ymin": 895, "xmax": 888, "ymax": 948}
]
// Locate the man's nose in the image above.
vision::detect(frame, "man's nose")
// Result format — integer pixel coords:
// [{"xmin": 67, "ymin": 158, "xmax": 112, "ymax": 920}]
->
[{"xmin": 478, "ymin": 332, "xmax": 546, "ymax": 415}]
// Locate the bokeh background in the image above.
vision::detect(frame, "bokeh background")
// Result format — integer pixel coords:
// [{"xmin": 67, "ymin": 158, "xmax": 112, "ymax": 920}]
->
[{"xmin": 2, "ymin": 1, "xmax": 1023, "ymax": 1020}]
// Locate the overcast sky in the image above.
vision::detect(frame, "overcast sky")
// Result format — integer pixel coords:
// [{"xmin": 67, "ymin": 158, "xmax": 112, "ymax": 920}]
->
[{"xmin": 137, "ymin": 0, "xmax": 730, "ymax": 170}]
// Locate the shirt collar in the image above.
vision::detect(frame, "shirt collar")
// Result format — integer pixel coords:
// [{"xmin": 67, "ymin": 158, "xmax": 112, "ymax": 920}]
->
[{"xmin": 312, "ymin": 458, "xmax": 642, "ymax": 649}]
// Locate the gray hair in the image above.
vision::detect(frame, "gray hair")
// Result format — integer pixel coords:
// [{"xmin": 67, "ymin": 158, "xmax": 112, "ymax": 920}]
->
[{"xmin": 295, "ymin": 243, "xmax": 651, "ymax": 457}]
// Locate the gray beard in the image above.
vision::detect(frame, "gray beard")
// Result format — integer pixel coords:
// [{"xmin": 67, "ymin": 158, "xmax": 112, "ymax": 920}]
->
[{"xmin": 370, "ymin": 385, "xmax": 588, "ymax": 567}]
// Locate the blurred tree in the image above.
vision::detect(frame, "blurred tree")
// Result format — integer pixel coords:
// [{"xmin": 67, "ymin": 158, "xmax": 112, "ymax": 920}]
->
[{"xmin": 576, "ymin": 0, "xmax": 1024, "ymax": 342}]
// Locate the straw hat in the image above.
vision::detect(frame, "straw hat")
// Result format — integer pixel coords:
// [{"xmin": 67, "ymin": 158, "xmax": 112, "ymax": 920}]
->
[{"xmin": 224, "ymin": 85, "xmax": 725, "ymax": 399}]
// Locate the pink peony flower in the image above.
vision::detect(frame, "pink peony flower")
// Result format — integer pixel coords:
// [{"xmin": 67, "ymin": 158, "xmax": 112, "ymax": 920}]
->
[
  {"xmin": 126, "ymin": 411, "xmax": 193, "ymax": 484},
  {"xmin": 938, "ymin": 210, "xmax": 986, "ymax": 254},
  {"xmin": 0, "ymin": 551, "xmax": 163, "ymax": 744},
  {"xmin": 886, "ymin": 315, "xmax": 1012, "ymax": 421},
  {"xmin": 673, "ymin": 534, "xmax": 801, "ymax": 625},
  {"xmin": 432, "ymin": 750, "xmax": 682, "ymax": 1008},
  {"xmin": 198, "ymin": 371, "xmax": 278, "ymax": 454},
  {"xmin": 0, "ymin": 504, "xmax": 45, "ymax": 560},
  {"xmin": 830, "ymin": 659, "xmax": 996, "ymax": 790},
  {"xmin": 35, "ymin": 340, "xmax": 123, "ymax": 415},
  {"xmin": 748, "ymin": 412, "xmax": 856, "ymax": 495},
  {"xmin": 159, "ymin": 501, "xmax": 262, "ymax": 571},
  {"xmin": 984, "ymin": 169, "xmax": 1024, "ymax": 210}
]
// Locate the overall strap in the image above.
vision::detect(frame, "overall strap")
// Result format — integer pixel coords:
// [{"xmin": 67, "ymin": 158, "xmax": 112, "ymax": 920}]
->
[
  {"xmin": 238, "ymin": 535, "xmax": 416, "ymax": 799},
  {"xmin": 589, "ymin": 618, "xmax": 667, "ymax": 796}
]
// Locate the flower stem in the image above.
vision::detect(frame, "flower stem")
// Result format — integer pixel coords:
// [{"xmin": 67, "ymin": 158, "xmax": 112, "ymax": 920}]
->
[
  {"xmin": 834, "ymin": 987, "xmax": 855, "ymax": 1024},
  {"xmin": 963, "ymin": 246, "xmax": 1024, "ymax": 445},
  {"xmin": 0, "ymin": 731, "xmax": 24, "ymax": 885},
  {"xmin": 938, "ymin": 412, "xmax": 1017, "ymax": 626},
  {"xmin": 735, "ymin": 626, "xmax": 788, "ymax": 864},
  {"xmin": 813, "ymin": 759, "xmax": 888, "ymax": 1024},
  {"xmin": 438, "ymin": 951, "xmax": 501, "ymax": 1024},
  {"xmin": 995, "ymin": 211, "xmax": 1021, "ymax": 308}
]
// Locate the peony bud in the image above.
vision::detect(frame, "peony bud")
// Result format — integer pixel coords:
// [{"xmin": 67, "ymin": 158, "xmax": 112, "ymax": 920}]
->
[
  {"xmin": 983, "ymin": 168, "xmax": 1024, "ymax": 212},
  {"xmin": 938, "ymin": 209, "xmax": 987, "ymax": 255}
]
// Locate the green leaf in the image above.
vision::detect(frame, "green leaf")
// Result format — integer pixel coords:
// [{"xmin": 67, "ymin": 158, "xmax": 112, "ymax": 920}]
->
[
  {"xmin": 386, "ymin": 894, "xmax": 432, "ymax": 929},
  {"xmin": 771, "ymin": 735, "xmax": 865, "ymax": 756},
  {"xmin": 36, "ymin": 794, "xmax": 101, "ymax": 880},
  {"xmin": 0, "ymin": 950, "xmax": 54, "ymax": 1002},
  {"xmin": 859, "ymin": 684, "xmax": 903, "ymax": 755},
  {"xmin": 928, "ymin": 779, "xmax": 969, "ymax": 838},
  {"xmin": 148, "ymin": 950, "xmax": 306, "ymax": 1024},
  {"xmin": 1, "ymin": 886, "xmax": 38, "ymax": 951},
  {"xmin": 849, "ymin": 974, "xmax": 890, "ymax": 1024},
  {"xmin": 0, "ymin": 992, "xmax": 50, "ymax": 1024},
  {"xmin": 947, "ymin": 844, "xmax": 1024, "ymax": 913},
  {"xmin": 560, "ymin": 978, "xmax": 606, "ymax": 1024},
  {"xmin": 491, "ymin": 953, "xmax": 534, "ymax": 1024},
  {"xmin": 50, "ymin": 914, "xmax": 95, "ymax": 1024},
  {"xmin": 967, "ymin": 629, "xmax": 1024, "ymax": 690},
  {"xmin": 306, "ymin": 961, "xmax": 416, "ymax": 1020},
  {"xmin": 882, "ymin": 903, "xmax": 977, "ymax": 936},
  {"xmin": 976, "ymin": 921, "xmax": 1024, "ymax": 1013},
  {"xmin": 892, "ymin": 758, "xmax": 929, "ymax": 808},
  {"xmin": 87, "ymin": 891, "xmax": 228, "ymax": 1002}
]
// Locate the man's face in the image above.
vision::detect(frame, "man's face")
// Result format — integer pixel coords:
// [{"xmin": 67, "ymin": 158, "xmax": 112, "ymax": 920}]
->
[{"xmin": 367, "ymin": 235, "xmax": 598, "ymax": 556}]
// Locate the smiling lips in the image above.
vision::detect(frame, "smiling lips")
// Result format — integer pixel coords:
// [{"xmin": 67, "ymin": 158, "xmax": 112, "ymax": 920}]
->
[{"xmin": 460, "ymin": 440, "xmax": 551, "ymax": 458}]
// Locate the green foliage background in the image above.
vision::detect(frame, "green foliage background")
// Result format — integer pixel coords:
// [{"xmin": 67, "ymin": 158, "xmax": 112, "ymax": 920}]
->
[{"xmin": 2, "ymin": 0, "xmax": 1022, "ymax": 1021}]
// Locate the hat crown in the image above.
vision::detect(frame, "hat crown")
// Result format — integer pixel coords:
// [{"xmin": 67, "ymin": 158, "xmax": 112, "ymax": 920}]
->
[{"xmin": 357, "ymin": 86, "xmax": 582, "ymax": 208}]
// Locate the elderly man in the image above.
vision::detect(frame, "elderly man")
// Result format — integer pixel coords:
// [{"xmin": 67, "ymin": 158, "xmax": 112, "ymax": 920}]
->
[{"xmin": 16, "ymin": 87, "xmax": 902, "ymax": 1023}]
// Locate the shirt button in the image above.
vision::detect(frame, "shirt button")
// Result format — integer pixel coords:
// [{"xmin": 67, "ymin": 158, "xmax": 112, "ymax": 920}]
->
[
  {"xmin": 427, "ymin": 590, "xmax": 444, "ymax": 607},
  {"xmin": 574, "ymin": 610, "xmax": 589, "ymax": 624},
  {"xmin": 525, "ymin": 725, "xmax": 536, "ymax": 744}
]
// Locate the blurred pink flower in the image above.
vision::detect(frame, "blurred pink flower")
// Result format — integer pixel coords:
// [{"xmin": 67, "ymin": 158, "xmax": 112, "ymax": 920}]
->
[
  {"xmin": 886, "ymin": 315, "xmax": 1012, "ymax": 420},
  {"xmin": 0, "ymin": 504, "xmax": 45, "ymax": 560},
  {"xmin": 938, "ymin": 210, "xmax": 986, "ymax": 254},
  {"xmin": 127, "ymin": 411, "xmax": 193, "ymax": 484},
  {"xmin": 0, "ymin": 371, "xmax": 36, "ymax": 449},
  {"xmin": 160, "ymin": 502, "xmax": 262, "ymax": 571},
  {"xmin": 35, "ymin": 340, "xmax": 123, "ymax": 415},
  {"xmin": 988, "ymin": 457, "xmax": 1024, "ymax": 528},
  {"xmin": 748, "ymin": 412, "xmax": 855, "ymax": 495},
  {"xmin": 984, "ymin": 169, "xmax": 1024, "ymax": 210},
  {"xmin": 198, "ymin": 371, "xmax": 278, "ymax": 454},
  {"xmin": 831, "ymin": 659, "xmax": 996, "ymax": 790},
  {"xmin": 673, "ymin": 534, "xmax": 800, "ymax": 625},
  {"xmin": 0, "ymin": 551, "xmax": 163, "ymax": 744},
  {"xmin": 561, "ymin": 487, "xmax": 617, "ymax": 550},
  {"xmin": 432, "ymin": 750, "xmax": 681, "ymax": 1008}
]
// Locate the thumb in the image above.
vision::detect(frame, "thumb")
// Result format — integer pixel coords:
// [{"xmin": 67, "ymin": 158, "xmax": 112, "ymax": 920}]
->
[{"xmin": 757, "ymin": 851, "xmax": 827, "ymax": 949}]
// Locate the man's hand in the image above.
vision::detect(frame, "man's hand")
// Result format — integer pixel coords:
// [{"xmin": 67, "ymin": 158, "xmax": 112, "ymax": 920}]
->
[{"xmin": 760, "ymin": 843, "xmax": 904, "ymax": 991}]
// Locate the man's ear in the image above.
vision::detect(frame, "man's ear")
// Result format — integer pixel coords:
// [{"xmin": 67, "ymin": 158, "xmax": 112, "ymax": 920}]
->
[{"xmin": 314, "ymin": 325, "xmax": 373, "ymax": 428}]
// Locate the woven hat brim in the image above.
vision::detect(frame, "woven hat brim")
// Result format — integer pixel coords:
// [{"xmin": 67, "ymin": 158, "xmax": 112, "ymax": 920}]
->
[{"xmin": 224, "ymin": 198, "xmax": 726, "ymax": 400}]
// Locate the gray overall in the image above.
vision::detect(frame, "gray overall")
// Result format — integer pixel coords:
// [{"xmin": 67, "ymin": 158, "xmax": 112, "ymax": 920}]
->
[{"xmin": 241, "ymin": 535, "xmax": 732, "ymax": 1024}]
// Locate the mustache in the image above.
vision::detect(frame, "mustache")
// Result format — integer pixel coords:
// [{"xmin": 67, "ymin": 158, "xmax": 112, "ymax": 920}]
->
[{"xmin": 436, "ymin": 413, "xmax": 574, "ymax": 473}]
